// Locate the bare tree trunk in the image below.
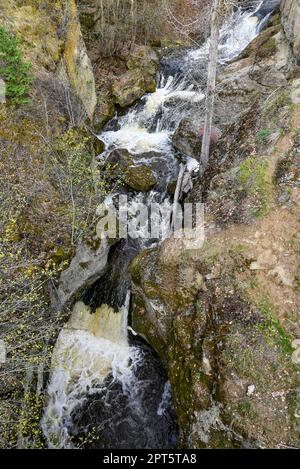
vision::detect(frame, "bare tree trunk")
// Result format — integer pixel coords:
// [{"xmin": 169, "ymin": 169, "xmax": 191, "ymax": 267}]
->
[
  {"xmin": 172, "ymin": 163, "xmax": 186, "ymax": 231},
  {"xmin": 200, "ymin": 0, "xmax": 221, "ymax": 176}
]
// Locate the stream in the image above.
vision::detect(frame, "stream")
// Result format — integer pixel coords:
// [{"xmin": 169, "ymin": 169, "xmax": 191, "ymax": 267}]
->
[{"xmin": 41, "ymin": 1, "xmax": 278, "ymax": 449}]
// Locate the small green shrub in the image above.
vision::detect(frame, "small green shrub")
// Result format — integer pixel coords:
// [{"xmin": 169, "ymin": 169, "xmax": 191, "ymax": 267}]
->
[
  {"xmin": 265, "ymin": 89, "xmax": 292, "ymax": 118},
  {"xmin": 257, "ymin": 297, "xmax": 293, "ymax": 355},
  {"xmin": 258, "ymin": 37, "xmax": 276, "ymax": 58},
  {"xmin": 239, "ymin": 156, "xmax": 271, "ymax": 217},
  {"xmin": 0, "ymin": 26, "xmax": 33, "ymax": 106},
  {"xmin": 256, "ymin": 128, "xmax": 272, "ymax": 143}
]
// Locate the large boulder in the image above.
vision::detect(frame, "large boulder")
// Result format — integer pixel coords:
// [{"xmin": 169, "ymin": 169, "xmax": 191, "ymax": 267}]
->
[
  {"xmin": 106, "ymin": 148, "xmax": 157, "ymax": 192},
  {"xmin": 111, "ymin": 70, "xmax": 146, "ymax": 108},
  {"xmin": 111, "ymin": 46, "xmax": 159, "ymax": 108},
  {"xmin": 51, "ymin": 240, "xmax": 110, "ymax": 311},
  {"xmin": 172, "ymin": 118, "xmax": 202, "ymax": 159},
  {"xmin": 126, "ymin": 45, "xmax": 159, "ymax": 93},
  {"xmin": 125, "ymin": 165, "xmax": 157, "ymax": 192},
  {"xmin": 281, "ymin": 0, "xmax": 300, "ymax": 63},
  {"xmin": 172, "ymin": 118, "xmax": 219, "ymax": 159},
  {"xmin": 106, "ymin": 148, "xmax": 134, "ymax": 168}
]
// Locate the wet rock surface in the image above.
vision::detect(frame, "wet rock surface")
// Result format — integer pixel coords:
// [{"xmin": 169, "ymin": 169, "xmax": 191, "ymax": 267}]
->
[
  {"xmin": 51, "ymin": 240, "xmax": 111, "ymax": 311},
  {"xmin": 69, "ymin": 333, "xmax": 178, "ymax": 449}
]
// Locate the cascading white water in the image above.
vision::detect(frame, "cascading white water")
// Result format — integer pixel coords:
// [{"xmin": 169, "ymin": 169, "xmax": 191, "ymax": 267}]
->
[
  {"xmin": 99, "ymin": 1, "xmax": 271, "ymax": 170},
  {"xmin": 100, "ymin": 74, "xmax": 204, "ymax": 157},
  {"xmin": 41, "ymin": 294, "xmax": 142, "ymax": 448},
  {"xmin": 42, "ymin": 0, "xmax": 278, "ymax": 449},
  {"xmin": 188, "ymin": 1, "xmax": 270, "ymax": 64}
]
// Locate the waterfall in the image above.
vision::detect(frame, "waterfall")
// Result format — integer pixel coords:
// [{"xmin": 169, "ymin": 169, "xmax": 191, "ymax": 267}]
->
[
  {"xmin": 42, "ymin": 0, "xmax": 278, "ymax": 449},
  {"xmin": 100, "ymin": 74, "xmax": 204, "ymax": 158},
  {"xmin": 188, "ymin": 1, "xmax": 272, "ymax": 64},
  {"xmin": 41, "ymin": 295, "xmax": 140, "ymax": 448}
]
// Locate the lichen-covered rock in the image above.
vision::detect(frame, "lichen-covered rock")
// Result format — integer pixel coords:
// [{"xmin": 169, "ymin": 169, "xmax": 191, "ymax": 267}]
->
[
  {"xmin": 281, "ymin": 0, "xmax": 300, "ymax": 63},
  {"xmin": 0, "ymin": 1, "xmax": 64, "ymax": 71},
  {"xmin": 0, "ymin": 0, "xmax": 97, "ymax": 121},
  {"xmin": 111, "ymin": 69, "xmax": 146, "ymax": 108}
]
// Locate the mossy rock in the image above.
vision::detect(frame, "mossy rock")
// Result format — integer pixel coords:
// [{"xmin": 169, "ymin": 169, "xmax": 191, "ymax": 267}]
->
[
  {"xmin": 257, "ymin": 36, "xmax": 277, "ymax": 58},
  {"xmin": 144, "ymin": 76, "xmax": 157, "ymax": 93},
  {"xmin": 206, "ymin": 154, "xmax": 272, "ymax": 225},
  {"xmin": 242, "ymin": 25, "xmax": 280, "ymax": 59},
  {"xmin": 167, "ymin": 179, "xmax": 177, "ymax": 195},
  {"xmin": 125, "ymin": 164, "xmax": 156, "ymax": 192},
  {"xmin": 93, "ymin": 93, "xmax": 115, "ymax": 132},
  {"xmin": 111, "ymin": 70, "xmax": 146, "ymax": 108},
  {"xmin": 92, "ymin": 137, "xmax": 105, "ymax": 155},
  {"xmin": 105, "ymin": 148, "xmax": 157, "ymax": 192},
  {"xmin": 126, "ymin": 45, "xmax": 159, "ymax": 90}
]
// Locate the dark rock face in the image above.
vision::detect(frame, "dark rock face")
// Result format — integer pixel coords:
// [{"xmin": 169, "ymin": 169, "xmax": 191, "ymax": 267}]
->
[
  {"xmin": 68, "ymin": 334, "xmax": 178, "ymax": 449},
  {"xmin": 172, "ymin": 118, "xmax": 220, "ymax": 160},
  {"xmin": 172, "ymin": 118, "xmax": 202, "ymax": 159},
  {"xmin": 106, "ymin": 148, "xmax": 133, "ymax": 167},
  {"xmin": 93, "ymin": 93, "xmax": 115, "ymax": 133},
  {"xmin": 255, "ymin": 0, "xmax": 281, "ymax": 19}
]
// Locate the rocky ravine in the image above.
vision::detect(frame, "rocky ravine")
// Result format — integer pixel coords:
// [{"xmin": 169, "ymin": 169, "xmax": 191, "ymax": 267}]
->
[
  {"xmin": 131, "ymin": 2, "xmax": 300, "ymax": 448},
  {"xmin": 1, "ymin": 0, "xmax": 300, "ymax": 450}
]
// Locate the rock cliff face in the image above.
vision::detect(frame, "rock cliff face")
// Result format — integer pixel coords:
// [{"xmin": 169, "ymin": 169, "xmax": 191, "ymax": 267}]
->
[
  {"xmin": 130, "ymin": 5, "xmax": 300, "ymax": 448},
  {"xmin": 281, "ymin": 0, "xmax": 300, "ymax": 63},
  {"xmin": 63, "ymin": 0, "xmax": 97, "ymax": 120},
  {"xmin": 0, "ymin": 0, "xmax": 97, "ymax": 120}
]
